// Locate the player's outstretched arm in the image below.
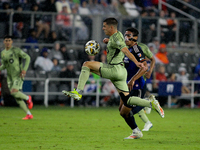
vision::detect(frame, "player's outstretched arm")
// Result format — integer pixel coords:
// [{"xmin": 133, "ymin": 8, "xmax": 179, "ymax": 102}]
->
[
  {"xmin": 121, "ymin": 47, "xmax": 145, "ymax": 69},
  {"xmin": 145, "ymin": 56, "xmax": 155, "ymax": 79}
]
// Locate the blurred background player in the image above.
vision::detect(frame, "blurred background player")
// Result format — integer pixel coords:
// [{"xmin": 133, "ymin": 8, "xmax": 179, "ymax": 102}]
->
[{"xmin": 0, "ymin": 35, "xmax": 33, "ymax": 120}]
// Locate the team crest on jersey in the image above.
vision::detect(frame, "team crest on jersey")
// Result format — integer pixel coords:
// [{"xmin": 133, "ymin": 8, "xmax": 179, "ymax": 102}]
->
[
  {"xmin": 9, "ymin": 59, "xmax": 14, "ymax": 64},
  {"xmin": 137, "ymin": 53, "xmax": 142, "ymax": 57}
]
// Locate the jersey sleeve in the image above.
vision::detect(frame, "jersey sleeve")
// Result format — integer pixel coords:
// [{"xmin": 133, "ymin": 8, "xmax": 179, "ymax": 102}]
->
[
  {"xmin": 113, "ymin": 32, "xmax": 127, "ymax": 50},
  {"xmin": 17, "ymin": 48, "xmax": 31, "ymax": 71},
  {"xmin": 132, "ymin": 45, "xmax": 146, "ymax": 62},
  {"xmin": 140, "ymin": 43, "xmax": 153, "ymax": 59}
]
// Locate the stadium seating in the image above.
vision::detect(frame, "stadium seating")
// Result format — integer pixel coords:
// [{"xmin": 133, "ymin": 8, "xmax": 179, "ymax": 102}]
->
[{"xmin": 66, "ymin": 49, "xmax": 79, "ymax": 61}]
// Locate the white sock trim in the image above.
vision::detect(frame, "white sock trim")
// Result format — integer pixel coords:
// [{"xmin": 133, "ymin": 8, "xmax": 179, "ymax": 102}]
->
[{"xmin": 27, "ymin": 110, "xmax": 31, "ymax": 115}]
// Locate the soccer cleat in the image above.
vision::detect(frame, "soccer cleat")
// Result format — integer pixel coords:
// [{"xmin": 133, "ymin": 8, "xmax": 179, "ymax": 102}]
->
[
  {"xmin": 22, "ymin": 114, "xmax": 33, "ymax": 120},
  {"xmin": 124, "ymin": 130, "xmax": 143, "ymax": 139},
  {"xmin": 149, "ymin": 95, "xmax": 164, "ymax": 118},
  {"xmin": 142, "ymin": 121, "xmax": 153, "ymax": 131},
  {"xmin": 27, "ymin": 95, "xmax": 33, "ymax": 109},
  {"xmin": 62, "ymin": 89, "xmax": 82, "ymax": 100}
]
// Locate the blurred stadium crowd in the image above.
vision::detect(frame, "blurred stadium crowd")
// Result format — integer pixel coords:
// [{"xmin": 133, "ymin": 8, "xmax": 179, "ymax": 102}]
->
[{"xmin": 0, "ymin": 0, "xmax": 200, "ymax": 107}]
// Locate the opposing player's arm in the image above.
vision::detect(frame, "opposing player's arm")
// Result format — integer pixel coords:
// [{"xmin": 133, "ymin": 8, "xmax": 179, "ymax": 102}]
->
[
  {"xmin": 141, "ymin": 43, "xmax": 155, "ymax": 79},
  {"xmin": 121, "ymin": 47, "xmax": 145, "ymax": 69},
  {"xmin": 127, "ymin": 61, "xmax": 147, "ymax": 91},
  {"xmin": 145, "ymin": 56, "xmax": 155, "ymax": 79}
]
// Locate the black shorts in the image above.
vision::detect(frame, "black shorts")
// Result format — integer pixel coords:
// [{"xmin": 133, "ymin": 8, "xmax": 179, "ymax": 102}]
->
[{"xmin": 124, "ymin": 84, "xmax": 147, "ymax": 109}]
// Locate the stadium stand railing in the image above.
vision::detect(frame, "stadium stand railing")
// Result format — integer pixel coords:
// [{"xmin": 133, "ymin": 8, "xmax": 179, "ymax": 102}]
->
[{"xmin": 22, "ymin": 77, "xmax": 200, "ymax": 108}]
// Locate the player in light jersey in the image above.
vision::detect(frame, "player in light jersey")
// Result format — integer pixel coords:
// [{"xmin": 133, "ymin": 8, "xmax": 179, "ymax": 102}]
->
[
  {"xmin": 62, "ymin": 18, "xmax": 164, "ymax": 136},
  {"xmin": 0, "ymin": 35, "xmax": 33, "ymax": 120}
]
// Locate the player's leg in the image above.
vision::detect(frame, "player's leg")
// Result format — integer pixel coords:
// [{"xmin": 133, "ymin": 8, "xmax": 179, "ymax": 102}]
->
[
  {"xmin": 138, "ymin": 109, "xmax": 153, "ymax": 131},
  {"xmin": 15, "ymin": 98, "xmax": 33, "ymax": 120},
  {"xmin": 120, "ymin": 99, "xmax": 143, "ymax": 139},
  {"xmin": 8, "ymin": 78, "xmax": 33, "ymax": 109},
  {"xmin": 111, "ymin": 66, "xmax": 164, "ymax": 118},
  {"xmin": 112, "ymin": 64, "xmax": 152, "ymax": 108},
  {"xmin": 120, "ymin": 92, "xmax": 164, "ymax": 118},
  {"xmin": 62, "ymin": 61, "xmax": 101, "ymax": 100},
  {"xmin": 120, "ymin": 92, "xmax": 151, "ymax": 107},
  {"xmin": 134, "ymin": 86, "xmax": 153, "ymax": 131},
  {"xmin": 77, "ymin": 61, "xmax": 101, "ymax": 90}
]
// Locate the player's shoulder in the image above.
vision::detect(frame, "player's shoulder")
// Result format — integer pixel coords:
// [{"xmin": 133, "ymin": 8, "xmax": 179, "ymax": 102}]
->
[
  {"xmin": 12, "ymin": 46, "xmax": 22, "ymax": 51},
  {"xmin": 131, "ymin": 45, "xmax": 144, "ymax": 54},
  {"xmin": 0, "ymin": 49, "xmax": 5, "ymax": 56},
  {"xmin": 12, "ymin": 47, "xmax": 24, "ymax": 54},
  {"xmin": 112, "ymin": 31, "xmax": 123, "ymax": 40},
  {"xmin": 1, "ymin": 49, "xmax": 6, "ymax": 53},
  {"xmin": 137, "ymin": 42, "xmax": 148, "ymax": 49}
]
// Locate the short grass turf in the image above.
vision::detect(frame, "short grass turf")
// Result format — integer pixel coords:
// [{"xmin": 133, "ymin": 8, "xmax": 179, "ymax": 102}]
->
[{"xmin": 0, "ymin": 106, "xmax": 200, "ymax": 150}]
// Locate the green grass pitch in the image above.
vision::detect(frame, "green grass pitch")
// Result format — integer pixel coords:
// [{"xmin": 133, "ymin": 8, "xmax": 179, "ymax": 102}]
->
[{"xmin": 0, "ymin": 106, "xmax": 200, "ymax": 150}]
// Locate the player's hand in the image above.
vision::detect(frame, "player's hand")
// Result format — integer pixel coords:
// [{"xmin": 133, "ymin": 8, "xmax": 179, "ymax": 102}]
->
[
  {"xmin": 103, "ymin": 38, "xmax": 109, "ymax": 44},
  {"xmin": 136, "ymin": 62, "xmax": 147, "ymax": 70},
  {"xmin": 136, "ymin": 62, "xmax": 143, "ymax": 68},
  {"xmin": 127, "ymin": 80, "xmax": 135, "ymax": 91},
  {"xmin": 20, "ymin": 70, "xmax": 26, "ymax": 78},
  {"xmin": 145, "ymin": 71, "xmax": 151, "ymax": 79}
]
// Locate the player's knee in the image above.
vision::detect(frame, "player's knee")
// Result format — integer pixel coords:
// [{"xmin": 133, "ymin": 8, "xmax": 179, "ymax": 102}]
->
[
  {"xmin": 15, "ymin": 99, "xmax": 20, "ymax": 104},
  {"xmin": 120, "ymin": 111, "xmax": 126, "ymax": 118},
  {"xmin": 120, "ymin": 110, "xmax": 129, "ymax": 118},
  {"xmin": 11, "ymin": 91, "xmax": 17, "ymax": 97},
  {"xmin": 10, "ymin": 89, "xmax": 19, "ymax": 97},
  {"xmin": 82, "ymin": 61, "xmax": 89, "ymax": 67},
  {"xmin": 119, "ymin": 92, "xmax": 130, "ymax": 104}
]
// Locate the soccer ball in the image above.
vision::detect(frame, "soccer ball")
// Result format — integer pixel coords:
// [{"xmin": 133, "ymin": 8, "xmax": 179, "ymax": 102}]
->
[{"xmin": 85, "ymin": 40, "xmax": 100, "ymax": 56}]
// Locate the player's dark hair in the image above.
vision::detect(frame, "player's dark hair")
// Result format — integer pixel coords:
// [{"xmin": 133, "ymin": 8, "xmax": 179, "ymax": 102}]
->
[
  {"xmin": 4, "ymin": 35, "xmax": 13, "ymax": 39},
  {"xmin": 126, "ymin": 27, "xmax": 139, "ymax": 36},
  {"xmin": 103, "ymin": 18, "xmax": 118, "ymax": 27}
]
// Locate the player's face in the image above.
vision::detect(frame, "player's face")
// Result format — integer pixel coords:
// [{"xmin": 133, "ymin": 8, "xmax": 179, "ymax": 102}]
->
[
  {"xmin": 102, "ymin": 22, "xmax": 111, "ymax": 36},
  {"xmin": 124, "ymin": 31, "xmax": 133, "ymax": 47},
  {"xmin": 3, "ymin": 38, "xmax": 13, "ymax": 50}
]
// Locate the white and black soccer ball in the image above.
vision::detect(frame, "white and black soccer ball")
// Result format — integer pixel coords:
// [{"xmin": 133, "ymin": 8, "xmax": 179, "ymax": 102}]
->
[{"xmin": 85, "ymin": 40, "xmax": 100, "ymax": 56}]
